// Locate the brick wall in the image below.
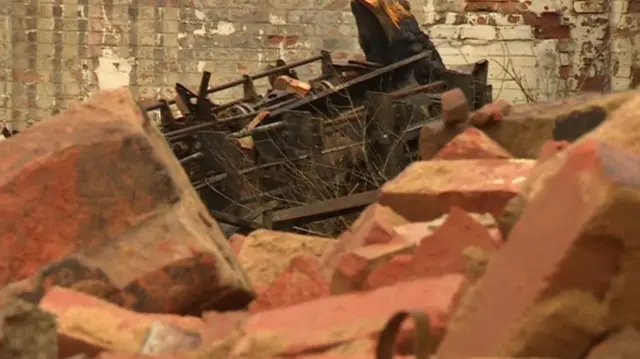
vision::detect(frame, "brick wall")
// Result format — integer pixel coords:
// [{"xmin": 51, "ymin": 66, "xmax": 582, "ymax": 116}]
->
[{"xmin": 1, "ymin": 0, "xmax": 638, "ymax": 130}]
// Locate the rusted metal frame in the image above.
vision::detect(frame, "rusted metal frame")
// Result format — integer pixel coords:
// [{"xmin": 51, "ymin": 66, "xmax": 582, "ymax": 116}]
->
[
  {"xmin": 270, "ymin": 190, "xmax": 380, "ymax": 229},
  {"xmin": 174, "ymin": 56, "xmax": 437, "ymax": 169},
  {"xmin": 364, "ymin": 91, "xmax": 405, "ymax": 180},
  {"xmin": 144, "ymin": 54, "xmax": 325, "ymax": 112},
  {"xmin": 191, "ymin": 114, "xmax": 429, "ymax": 188},
  {"xmin": 191, "ymin": 114, "xmax": 440, "ymax": 191},
  {"xmin": 264, "ymin": 51, "xmax": 429, "ymax": 122},
  {"xmin": 165, "ymin": 51, "xmax": 428, "ymax": 141}
]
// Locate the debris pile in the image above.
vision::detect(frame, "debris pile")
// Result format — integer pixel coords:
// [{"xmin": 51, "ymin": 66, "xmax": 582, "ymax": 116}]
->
[
  {"xmin": 2, "ymin": 78, "xmax": 640, "ymax": 359},
  {"xmin": 2, "ymin": 1, "xmax": 639, "ymax": 358},
  {"xmin": 140, "ymin": 0, "xmax": 493, "ymax": 238}
]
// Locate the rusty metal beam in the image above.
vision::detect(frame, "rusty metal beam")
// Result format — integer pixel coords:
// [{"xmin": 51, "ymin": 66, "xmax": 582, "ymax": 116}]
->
[{"xmin": 270, "ymin": 190, "xmax": 380, "ymax": 229}]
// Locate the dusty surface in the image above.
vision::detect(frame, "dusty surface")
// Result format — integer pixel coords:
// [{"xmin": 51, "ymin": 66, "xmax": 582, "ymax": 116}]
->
[{"xmin": 237, "ymin": 229, "xmax": 335, "ymax": 290}]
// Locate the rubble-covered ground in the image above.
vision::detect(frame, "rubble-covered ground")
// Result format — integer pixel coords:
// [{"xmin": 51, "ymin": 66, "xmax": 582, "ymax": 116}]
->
[{"xmin": 1, "ymin": 85, "xmax": 640, "ymax": 359}]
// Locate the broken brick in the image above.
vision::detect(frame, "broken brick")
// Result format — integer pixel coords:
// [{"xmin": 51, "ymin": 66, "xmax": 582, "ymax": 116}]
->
[
  {"xmin": 441, "ymin": 88, "xmax": 469, "ymax": 126},
  {"xmin": 365, "ymin": 207, "xmax": 497, "ymax": 289},
  {"xmin": 229, "ymin": 233, "xmax": 247, "ymax": 256},
  {"xmin": 418, "ymin": 121, "xmax": 467, "ymax": 160},
  {"xmin": 498, "ymin": 91, "xmax": 640, "ymax": 238},
  {"xmin": 237, "ymin": 275, "xmax": 467, "ymax": 357},
  {"xmin": 536, "ymin": 139, "xmax": 569, "ymax": 164},
  {"xmin": 201, "ymin": 310, "xmax": 249, "ymax": 343},
  {"xmin": 391, "ymin": 211, "xmax": 499, "ymax": 247},
  {"xmin": 321, "ymin": 204, "xmax": 408, "ymax": 276},
  {"xmin": 585, "ymin": 327, "xmax": 640, "ymax": 359},
  {"xmin": 437, "ymin": 139, "xmax": 640, "ymax": 358},
  {"xmin": 331, "ymin": 243, "xmax": 415, "ymax": 294},
  {"xmin": 469, "ymin": 99, "xmax": 511, "ymax": 126},
  {"xmin": 378, "ymin": 159, "xmax": 535, "ymax": 222},
  {"xmin": 39, "ymin": 286, "xmax": 203, "ymax": 357},
  {"xmin": 249, "ymin": 255, "xmax": 330, "ymax": 312},
  {"xmin": 0, "ymin": 88, "xmax": 254, "ymax": 313},
  {"xmin": 434, "ymin": 127, "xmax": 512, "ymax": 160},
  {"xmin": 237, "ymin": 229, "xmax": 335, "ymax": 291},
  {"xmin": 481, "ymin": 91, "xmax": 632, "ymax": 158}
]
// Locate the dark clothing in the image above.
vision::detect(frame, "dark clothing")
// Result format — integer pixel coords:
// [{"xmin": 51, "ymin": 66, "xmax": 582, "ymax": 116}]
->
[{"xmin": 350, "ymin": 0, "xmax": 446, "ymax": 84}]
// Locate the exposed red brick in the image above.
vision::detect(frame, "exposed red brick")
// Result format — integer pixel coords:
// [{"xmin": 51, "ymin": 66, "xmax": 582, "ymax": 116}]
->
[
  {"xmin": 40, "ymin": 287, "xmax": 203, "ymax": 357},
  {"xmin": 236, "ymin": 63, "xmax": 248, "ymax": 73},
  {"xmin": 438, "ymin": 139, "xmax": 640, "ymax": 357},
  {"xmin": 237, "ymin": 229, "xmax": 334, "ymax": 294},
  {"xmin": 469, "ymin": 99, "xmax": 511, "ymax": 126},
  {"xmin": 378, "ymin": 159, "xmax": 535, "ymax": 222},
  {"xmin": 434, "ymin": 127, "xmax": 512, "ymax": 160},
  {"xmin": 576, "ymin": 74, "xmax": 608, "ymax": 92},
  {"xmin": 201, "ymin": 310, "xmax": 250, "ymax": 343},
  {"xmin": 365, "ymin": 207, "xmax": 497, "ymax": 289},
  {"xmin": 536, "ymin": 139, "xmax": 569, "ymax": 164},
  {"xmin": 229, "ymin": 233, "xmax": 247, "ymax": 256},
  {"xmin": 321, "ymin": 204, "xmax": 408, "ymax": 276},
  {"xmin": 507, "ymin": 14, "xmax": 521, "ymax": 23},
  {"xmin": 418, "ymin": 122, "xmax": 467, "ymax": 160},
  {"xmin": 524, "ymin": 12, "xmax": 571, "ymax": 39},
  {"xmin": 464, "ymin": 1, "xmax": 524, "ymax": 13},
  {"xmin": 331, "ymin": 243, "xmax": 415, "ymax": 294},
  {"xmin": 243, "ymin": 275, "xmax": 468, "ymax": 356},
  {"xmin": 249, "ymin": 255, "xmax": 330, "ymax": 313},
  {"xmin": 441, "ymin": 88, "xmax": 469, "ymax": 126},
  {"xmin": 12, "ymin": 69, "xmax": 43, "ymax": 83},
  {"xmin": 267, "ymin": 35, "xmax": 298, "ymax": 47},
  {"xmin": 559, "ymin": 64, "xmax": 572, "ymax": 78},
  {"xmin": 0, "ymin": 88, "xmax": 253, "ymax": 313}
]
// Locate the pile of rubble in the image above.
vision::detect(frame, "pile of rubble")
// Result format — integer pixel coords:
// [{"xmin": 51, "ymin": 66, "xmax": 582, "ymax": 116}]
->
[{"xmin": 1, "ymin": 85, "xmax": 640, "ymax": 359}]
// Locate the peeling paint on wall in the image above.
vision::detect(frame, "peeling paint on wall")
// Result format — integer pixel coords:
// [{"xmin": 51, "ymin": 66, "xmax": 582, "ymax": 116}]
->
[{"xmin": 95, "ymin": 48, "xmax": 134, "ymax": 90}]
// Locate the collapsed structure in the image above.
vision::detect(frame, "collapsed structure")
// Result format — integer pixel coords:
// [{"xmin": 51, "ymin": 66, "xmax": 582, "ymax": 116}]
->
[
  {"xmin": 145, "ymin": 0, "xmax": 491, "ymax": 237},
  {"xmin": 0, "ymin": 0, "xmax": 637, "ymax": 358}
]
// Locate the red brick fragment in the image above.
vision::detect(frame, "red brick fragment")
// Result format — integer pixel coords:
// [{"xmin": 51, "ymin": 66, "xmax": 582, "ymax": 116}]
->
[
  {"xmin": 39, "ymin": 286, "xmax": 203, "ymax": 357},
  {"xmin": 331, "ymin": 243, "xmax": 415, "ymax": 294},
  {"xmin": 241, "ymin": 275, "xmax": 467, "ymax": 357},
  {"xmin": 0, "ymin": 88, "xmax": 253, "ymax": 313},
  {"xmin": 365, "ymin": 207, "xmax": 497, "ymax": 289},
  {"xmin": 201, "ymin": 310, "xmax": 250, "ymax": 343},
  {"xmin": 437, "ymin": 139, "xmax": 640, "ymax": 358},
  {"xmin": 434, "ymin": 127, "xmax": 512, "ymax": 160},
  {"xmin": 441, "ymin": 88, "xmax": 469, "ymax": 126},
  {"xmin": 536, "ymin": 139, "xmax": 569, "ymax": 164},
  {"xmin": 418, "ymin": 122, "xmax": 467, "ymax": 160},
  {"xmin": 238, "ymin": 229, "xmax": 334, "ymax": 292},
  {"xmin": 249, "ymin": 255, "xmax": 330, "ymax": 313},
  {"xmin": 321, "ymin": 204, "xmax": 408, "ymax": 275},
  {"xmin": 379, "ymin": 159, "xmax": 535, "ymax": 222},
  {"xmin": 229, "ymin": 233, "xmax": 247, "ymax": 256},
  {"xmin": 469, "ymin": 99, "xmax": 511, "ymax": 126}
]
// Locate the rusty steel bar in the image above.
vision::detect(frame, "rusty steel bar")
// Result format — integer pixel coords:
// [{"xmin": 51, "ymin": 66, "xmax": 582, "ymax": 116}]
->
[
  {"xmin": 270, "ymin": 190, "xmax": 380, "ymax": 229},
  {"xmin": 145, "ymin": 55, "xmax": 324, "ymax": 111}
]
